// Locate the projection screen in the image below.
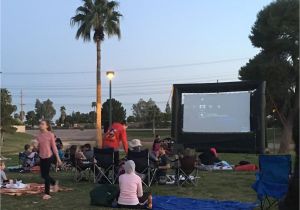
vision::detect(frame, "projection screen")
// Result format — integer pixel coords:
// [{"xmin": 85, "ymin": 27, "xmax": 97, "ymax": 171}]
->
[{"xmin": 182, "ymin": 91, "xmax": 251, "ymax": 133}]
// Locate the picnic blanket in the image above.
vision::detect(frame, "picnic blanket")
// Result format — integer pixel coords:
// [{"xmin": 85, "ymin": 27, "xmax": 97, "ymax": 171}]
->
[
  {"xmin": 153, "ymin": 196, "xmax": 257, "ymax": 210},
  {"xmin": 0, "ymin": 183, "xmax": 72, "ymax": 196}
]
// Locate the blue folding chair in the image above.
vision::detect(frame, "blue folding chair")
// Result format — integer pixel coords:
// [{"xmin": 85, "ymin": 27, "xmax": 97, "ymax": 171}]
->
[{"xmin": 252, "ymin": 155, "xmax": 292, "ymax": 210}]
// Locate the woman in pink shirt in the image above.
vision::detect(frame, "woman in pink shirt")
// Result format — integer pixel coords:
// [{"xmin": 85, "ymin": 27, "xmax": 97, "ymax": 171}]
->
[
  {"xmin": 118, "ymin": 160, "xmax": 152, "ymax": 209},
  {"xmin": 37, "ymin": 120, "xmax": 62, "ymax": 200}
]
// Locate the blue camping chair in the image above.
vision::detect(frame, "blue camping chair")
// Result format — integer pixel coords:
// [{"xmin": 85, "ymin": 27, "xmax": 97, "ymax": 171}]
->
[{"xmin": 252, "ymin": 155, "xmax": 291, "ymax": 210}]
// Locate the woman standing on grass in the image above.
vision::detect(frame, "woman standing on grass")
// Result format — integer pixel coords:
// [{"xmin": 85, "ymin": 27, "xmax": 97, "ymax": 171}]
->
[{"xmin": 37, "ymin": 120, "xmax": 62, "ymax": 200}]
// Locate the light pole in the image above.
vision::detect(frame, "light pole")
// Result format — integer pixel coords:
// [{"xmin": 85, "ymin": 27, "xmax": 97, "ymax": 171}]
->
[{"xmin": 106, "ymin": 71, "xmax": 115, "ymax": 127}]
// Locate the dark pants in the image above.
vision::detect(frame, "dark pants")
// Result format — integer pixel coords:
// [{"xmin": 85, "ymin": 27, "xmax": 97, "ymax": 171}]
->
[
  {"xmin": 40, "ymin": 156, "xmax": 55, "ymax": 195},
  {"xmin": 118, "ymin": 192, "xmax": 151, "ymax": 209}
]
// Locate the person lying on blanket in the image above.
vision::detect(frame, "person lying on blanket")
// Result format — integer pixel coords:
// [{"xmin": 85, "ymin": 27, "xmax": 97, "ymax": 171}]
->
[
  {"xmin": 0, "ymin": 161, "xmax": 9, "ymax": 187},
  {"xmin": 118, "ymin": 160, "xmax": 152, "ymax": 209}
]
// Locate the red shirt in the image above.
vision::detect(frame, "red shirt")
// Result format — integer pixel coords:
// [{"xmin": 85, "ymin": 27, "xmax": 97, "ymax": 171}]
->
[{"xmin": 103, "ymin": 123, "xmax": 128, "ymax": 153}]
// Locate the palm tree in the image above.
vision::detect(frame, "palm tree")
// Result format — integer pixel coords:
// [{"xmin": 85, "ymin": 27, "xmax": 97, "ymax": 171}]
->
[
  {"xmin": 60, "ymin": 106, "xmax": 67, "ymax": 125},
  {"xmin": 71, "ymin": 0, "xmax": 122, "ymax": 147}
]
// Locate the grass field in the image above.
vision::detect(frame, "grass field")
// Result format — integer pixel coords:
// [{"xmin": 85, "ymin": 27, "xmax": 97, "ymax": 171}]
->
[{"xmin": 0, "ymin": 132, "xmax": 289, "ymax": 210}]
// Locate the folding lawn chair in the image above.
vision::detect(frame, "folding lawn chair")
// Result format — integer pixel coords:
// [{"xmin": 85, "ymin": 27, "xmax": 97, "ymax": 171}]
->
[
  {"xmin": 252, "ymin": 155, "xmax": 291, "ymax": 210},
  {"xmin": 70, "ymin": 153, "xmax": 93, "ymax": 182},
  {"xmin": 127, "ymin": 149, "xmax": 157, "ymax": 187},
  {"xmin": 94, "ymin": 147, "xmax": 118, "ymax": 184},
  {"xmin": 175, "ymin": 155, "xmax": 199, "ymax": 186}
]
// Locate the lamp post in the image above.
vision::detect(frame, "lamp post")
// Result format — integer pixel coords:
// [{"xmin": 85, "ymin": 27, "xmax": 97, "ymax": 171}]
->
[{"xmin": 106, "ymin": 71, "xmax": 115, "ymax": 127}]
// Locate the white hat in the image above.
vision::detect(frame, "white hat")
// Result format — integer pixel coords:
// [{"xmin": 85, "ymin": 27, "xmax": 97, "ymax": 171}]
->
[{"xmin": 128, "ymin": 139, "xmax": 142, "ymax": 149}]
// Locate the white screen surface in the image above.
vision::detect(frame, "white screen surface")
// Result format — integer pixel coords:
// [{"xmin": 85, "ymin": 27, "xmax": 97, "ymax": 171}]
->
[{"xmin": 182, "ymin": 91, "xmax": 250, "ymax": 133}]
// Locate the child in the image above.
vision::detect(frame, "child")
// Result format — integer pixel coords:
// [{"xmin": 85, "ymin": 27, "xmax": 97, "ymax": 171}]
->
[
  {"xmin": 57, "ymin": 144, "xmax": 64, "ymax": 161},
  {"xmin": 22, "ymin": 144, "xmax": 37, "ymax": 168},
  {"xmin": 31, "ymin": 139, "xmax": 39, "ymax": 153},
  {"xmin": 156, "ymin": 144, "xmax": 170, "ymax": 184},
  {"xmin": 0, "ymin": 161, "xmax": 8, "ymax": 186}
]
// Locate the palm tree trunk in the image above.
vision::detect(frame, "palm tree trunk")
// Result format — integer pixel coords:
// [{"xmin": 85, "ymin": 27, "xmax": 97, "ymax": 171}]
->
[{"xmin": 96, "ymin": 39, "xmax": 102, "ymax": 147}]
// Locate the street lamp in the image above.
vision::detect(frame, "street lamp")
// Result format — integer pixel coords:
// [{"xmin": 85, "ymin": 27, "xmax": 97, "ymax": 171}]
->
[{"xmin": 106, "ymin": 71, "xmax": 115, "ymax": 127}]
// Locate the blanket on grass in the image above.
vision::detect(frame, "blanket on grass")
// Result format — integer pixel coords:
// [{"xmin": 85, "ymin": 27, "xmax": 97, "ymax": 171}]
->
[
  {"xmin": 0, "ymin": 183, "xmax": 72, "ymax": 196},
  {"xmin": 152, "ymin": 196, "xmax": 257, "ymax": 210}
]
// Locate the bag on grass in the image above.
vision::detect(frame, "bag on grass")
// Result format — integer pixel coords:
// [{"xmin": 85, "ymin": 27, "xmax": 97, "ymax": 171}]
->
[{"xmin": 90, "ymin": 184, "xmax": 119, "ymax": 207}]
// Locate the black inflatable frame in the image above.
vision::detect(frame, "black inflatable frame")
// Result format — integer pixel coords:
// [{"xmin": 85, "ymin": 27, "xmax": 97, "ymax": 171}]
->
[{"xmin": 171, "ymin": 81, "xmax": 266, "ymax": 153}]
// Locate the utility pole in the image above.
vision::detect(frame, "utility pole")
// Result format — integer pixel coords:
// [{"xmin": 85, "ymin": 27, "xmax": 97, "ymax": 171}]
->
[
  {"xmin": 20, "ymin": 89, "xmax": 25, "ymax": 122},
  {"xmin": 152, "ymin": 106, "xmax": 156, "ymax": 137}
]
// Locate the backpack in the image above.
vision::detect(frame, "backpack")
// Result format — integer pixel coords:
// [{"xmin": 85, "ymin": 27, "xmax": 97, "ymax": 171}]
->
[{"xmin": 90, "ymin": 184, "xmax": 119, "ymax": 207}]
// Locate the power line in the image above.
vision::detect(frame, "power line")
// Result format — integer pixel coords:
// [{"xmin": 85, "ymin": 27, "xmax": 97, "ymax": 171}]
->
[
  {"xmin": 2, "ymin": 57, "xmax": 248, "ymax": 75},
  {"xmin": 4, "ymin": 74, "xmax": 238, "ymax": 89},
  {"xmin": 11, "ymin": 89, "xmax": 172, "ymax": 97}
]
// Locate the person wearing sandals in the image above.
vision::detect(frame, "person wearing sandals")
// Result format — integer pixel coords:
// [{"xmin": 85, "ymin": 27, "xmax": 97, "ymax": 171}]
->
[
  {"xmin": 36, "ymin": 120, "xmax": 62, "ymax": 200},
  {"xmin": 118, "ymin": 160, "xmax": 152, "ymax": 209}
]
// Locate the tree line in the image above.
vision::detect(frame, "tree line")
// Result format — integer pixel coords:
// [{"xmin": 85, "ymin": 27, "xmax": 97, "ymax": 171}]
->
[{"xmin": 1, "ymin": 90, "xmax": 171, "ymax": 130}]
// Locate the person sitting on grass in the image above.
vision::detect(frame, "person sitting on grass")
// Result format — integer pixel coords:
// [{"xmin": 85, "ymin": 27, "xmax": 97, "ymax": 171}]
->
[
  {"xmin": 198, "ymin": 147, "xmax": 220, "ymax": 165},
  {"xmin": 156, "ymin": 144, "xmax": 170, "ymax": 184},
  {"xmin": 0, "ymin": 161, "xmax": 8, "ymax": 187},
  {"xmin": 152, "ymin": 135, "xmax": 161, "ymax": 156},
  {"xmin": 31, "ymin": 139, "xmax": 39, "ymax": 153},
  {"xmin": 75, "ymin": 146, "xmax": 87, "ymax": 160},
  {"xmin": 83, "ymin": 143, "xmax": 94, "ymax": 161},
  {"xmin": 57, "ymin": 144, "xmax": 64, "ymax": 161},
  {"xmin": 128, "ymin": 139, "xmax": 158, "ymax": 162},
  {"xmin": 118, "ymin": 160, "xmax": 152, "ymax": 209},
  {"xmin": 22, "ymin": 144, "xmax": 38, "ymax": 168}
]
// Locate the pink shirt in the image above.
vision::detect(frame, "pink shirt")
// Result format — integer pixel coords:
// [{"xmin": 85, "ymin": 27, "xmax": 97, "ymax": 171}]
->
[
  {"xmin": 118, "ymin": 173, "xmax": 143, "ymax": 205},
  {"xmin": 37, "ymin": 131, "xmax": 58, "ymax": 159}
]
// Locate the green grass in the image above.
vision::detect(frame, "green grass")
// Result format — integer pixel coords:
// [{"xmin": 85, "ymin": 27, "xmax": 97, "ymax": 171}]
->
[
  {"xmin": 127, "ymin": 130, "xmax": 170, "ymax": 141},
  {"xmin": 0, "ymin": 132, "xmax": 285, "ymax": 210}
]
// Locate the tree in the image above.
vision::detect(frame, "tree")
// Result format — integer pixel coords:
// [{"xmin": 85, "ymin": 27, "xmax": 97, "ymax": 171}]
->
[
  {"xmin": 239, "ymin": 0, "xmax": 299, "ymax": 153},
  {"xmin": 14, "ymin": 113, "xmax": 20, "ymax": 120},
  {"xmin": 102, "ymin": 98, "xmax": 126, "ymax": 125},
  {"xmin": 132, "ymin": 98, "xmax": 162, "ymax": 128},
  {"xmin": 164, "ymin": 102, "xmax": 172, "ymax": 121},
  {"xmin": 71, "ymin": 0, "xmax": 122, "ymax": 147},
  {"xmin": 34, "ymin": 99, "xmax": 56, "ymax": 121},
  {"xmin": 0, "ymin": 89, "xmax": 17, "ymax": 142},
  {"xmin": 34, "ymin": 99, "xmax": 43, "ymax": 120},
  {"xmin": 127, "ymin": 115, "xmax": 135, "ymax": 123},
  {"xmin": 59, "ymin": 106, "xmax": 67, "ymax": 125},
  {"xmin": 25, "ymin": 111, "xmax": 38, "ymax": 127}
]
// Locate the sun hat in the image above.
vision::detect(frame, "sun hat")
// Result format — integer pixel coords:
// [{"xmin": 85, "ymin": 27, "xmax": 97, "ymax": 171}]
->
[{"xmin": 128, "ymin": 139, "xmax": 142, "ymax": 150}]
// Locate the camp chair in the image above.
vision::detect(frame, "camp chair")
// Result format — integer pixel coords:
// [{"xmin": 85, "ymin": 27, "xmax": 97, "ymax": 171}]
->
[
  {"xmin": 127, "ymin": 149, "xmax": 157, "ymax": 187},
  {"xmin": 94, "ymin": 148, "xmax": 117, "ymax": 184},
  {"xmin": 70, "ymin": 153, "xmax": 93, "ymax": 182},
  {"xmin": 175, "ymin": 155, "xmax": 199, "ymax": 186},
  {"xmin": 252, "ymin": 155, "xmax": 291, "ymax": 210}
]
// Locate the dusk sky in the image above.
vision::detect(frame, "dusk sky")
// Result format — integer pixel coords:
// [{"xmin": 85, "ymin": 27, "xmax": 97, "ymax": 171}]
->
[{"xmin": 1, "ymin": 0, "xmax": 273, "ymax": 119}]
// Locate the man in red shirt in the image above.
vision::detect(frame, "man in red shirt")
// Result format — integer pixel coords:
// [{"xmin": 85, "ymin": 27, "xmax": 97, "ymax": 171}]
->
[{"xmin": 103, "ymin": 121, "xmax": 128, "ymax": 153}]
